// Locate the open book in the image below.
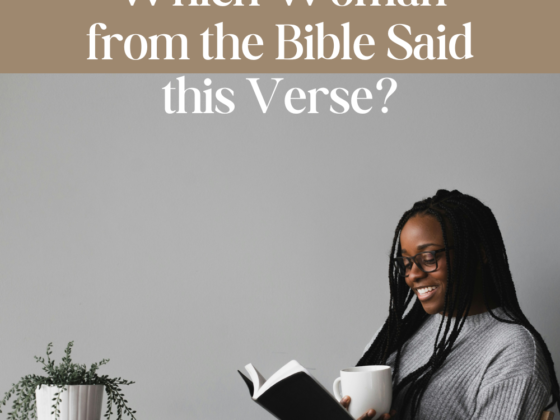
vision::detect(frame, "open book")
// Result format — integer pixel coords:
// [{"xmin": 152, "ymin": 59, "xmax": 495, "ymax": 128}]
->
[{"xmin": 238, "ymin": 360, "xmax": 352, "ymax": 420}]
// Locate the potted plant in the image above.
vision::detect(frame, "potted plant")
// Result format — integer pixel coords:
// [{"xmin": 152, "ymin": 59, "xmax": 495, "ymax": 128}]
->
[{"xmin": 0, "ymin": 342, "xmax": 137, "ymax": 420}]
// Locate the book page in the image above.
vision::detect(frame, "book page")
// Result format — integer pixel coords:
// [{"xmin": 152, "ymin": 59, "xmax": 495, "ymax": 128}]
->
[
  {"xmin": 244, "ymin": 363, "xmax": 267, "ymax": 397},
  {"xmin": 252, "ymin": 360, "xmax": 309, "ymax": 399}
]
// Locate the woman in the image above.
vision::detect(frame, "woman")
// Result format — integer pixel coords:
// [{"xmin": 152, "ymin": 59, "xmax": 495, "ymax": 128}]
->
[{"xmin": 342, "ymin": 190, "xmax": 559, "ymax": 420}]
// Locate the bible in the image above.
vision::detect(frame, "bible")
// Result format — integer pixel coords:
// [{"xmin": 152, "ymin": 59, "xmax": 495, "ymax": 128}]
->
[{"xmin": 238, "ymin": 360, "xmax": 353, "ymax": 420}]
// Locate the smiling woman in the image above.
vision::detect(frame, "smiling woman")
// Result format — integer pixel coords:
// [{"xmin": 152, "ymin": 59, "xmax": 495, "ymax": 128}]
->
[
  {"xmin": 354, "ymin": 190, "xmax": 559, "ymax": 420},
  {"xmin": 397, "ymin": 214, "xmax": 498, "ymax": 317}
]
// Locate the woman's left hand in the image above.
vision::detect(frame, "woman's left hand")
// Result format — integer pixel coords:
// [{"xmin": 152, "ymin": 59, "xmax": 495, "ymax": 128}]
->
[{"xmin": 340, "ymin": 396, "xmax": 397, "ymax": 420}]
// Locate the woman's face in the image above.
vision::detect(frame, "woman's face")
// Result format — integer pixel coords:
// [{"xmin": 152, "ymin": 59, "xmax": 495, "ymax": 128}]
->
[{"xmin": 400, "ymin": 214, "xmax": 451, "ymax": 315}]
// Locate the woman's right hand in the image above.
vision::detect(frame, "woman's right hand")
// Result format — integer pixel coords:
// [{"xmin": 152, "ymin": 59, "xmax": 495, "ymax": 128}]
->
[{"xmin": 340, "ymin": 396, "xmax": 397, "ymax": 420}]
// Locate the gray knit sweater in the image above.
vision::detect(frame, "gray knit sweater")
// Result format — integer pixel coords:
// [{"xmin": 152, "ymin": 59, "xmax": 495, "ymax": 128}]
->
[{"xmin": 362, "ymin": 307, "xmax": 552, "ymax": 420}]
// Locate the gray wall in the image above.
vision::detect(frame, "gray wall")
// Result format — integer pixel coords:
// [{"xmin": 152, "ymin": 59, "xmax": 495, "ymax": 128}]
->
[{"xmin": 0, "ymin": 74, "xmax": 559, "ymax": 419}]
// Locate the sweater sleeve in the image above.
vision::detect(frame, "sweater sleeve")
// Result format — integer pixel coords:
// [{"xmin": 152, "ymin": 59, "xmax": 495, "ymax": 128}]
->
[{"xmin": 472, "ymin": 375, "xmax": 551, "ymax": 420}]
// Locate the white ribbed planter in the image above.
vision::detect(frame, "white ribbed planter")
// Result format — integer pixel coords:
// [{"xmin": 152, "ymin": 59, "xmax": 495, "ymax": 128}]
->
[{"xmin": 36, "ymin": 385, "xmax": 104, "ymax": 420}]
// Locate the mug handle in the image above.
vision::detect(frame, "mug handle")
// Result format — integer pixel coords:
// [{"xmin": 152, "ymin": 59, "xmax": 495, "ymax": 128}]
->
[{"xmin": 333, "ymin": 377, "xmax": 343, "ymax": 401}]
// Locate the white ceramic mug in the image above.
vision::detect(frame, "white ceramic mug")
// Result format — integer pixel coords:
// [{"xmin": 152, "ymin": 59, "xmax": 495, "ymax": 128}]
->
[{"xmin": 333, "ymin": 366, "xmax": 392, "ymax": 420}]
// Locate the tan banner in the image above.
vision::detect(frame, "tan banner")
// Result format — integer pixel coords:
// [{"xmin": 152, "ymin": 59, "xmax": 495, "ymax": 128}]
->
[{"xmin": 0, "ymin": 0, "xmax": 558, "ymax": 73}]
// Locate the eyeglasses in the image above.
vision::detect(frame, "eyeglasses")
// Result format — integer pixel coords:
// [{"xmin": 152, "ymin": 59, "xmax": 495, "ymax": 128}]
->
[{"xmin": 393, "ymin": 248, "xmax": 452, "ymax": 278}]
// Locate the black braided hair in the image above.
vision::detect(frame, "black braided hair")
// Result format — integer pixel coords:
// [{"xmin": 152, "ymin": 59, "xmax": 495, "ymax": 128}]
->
[{"xmin": 356, "ymin": 189, "xmax": 559, "ymax": 419}]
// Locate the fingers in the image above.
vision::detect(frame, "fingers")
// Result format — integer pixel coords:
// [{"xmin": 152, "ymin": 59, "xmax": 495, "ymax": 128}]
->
[
  {"xmin": 357, "ymin": 408, "xmax": 395, "ymax": 420},
  {"xmin": 340, "ymin": 396, "xmax": 350, "ymax": 409},
  {"xmin": 357, "ymin": 409, "xmax": 376, "ymax": 419},
  {"xmin": 379, "ymin": 409, "xmax": 397, "ymax": 419},
  {"xmin": 380, "ymin": 409, "xmax": 397, "ymax": 419},
  {"xmin": 339, "ymin": 397, "xmax": 396, "ymax": 420}
]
